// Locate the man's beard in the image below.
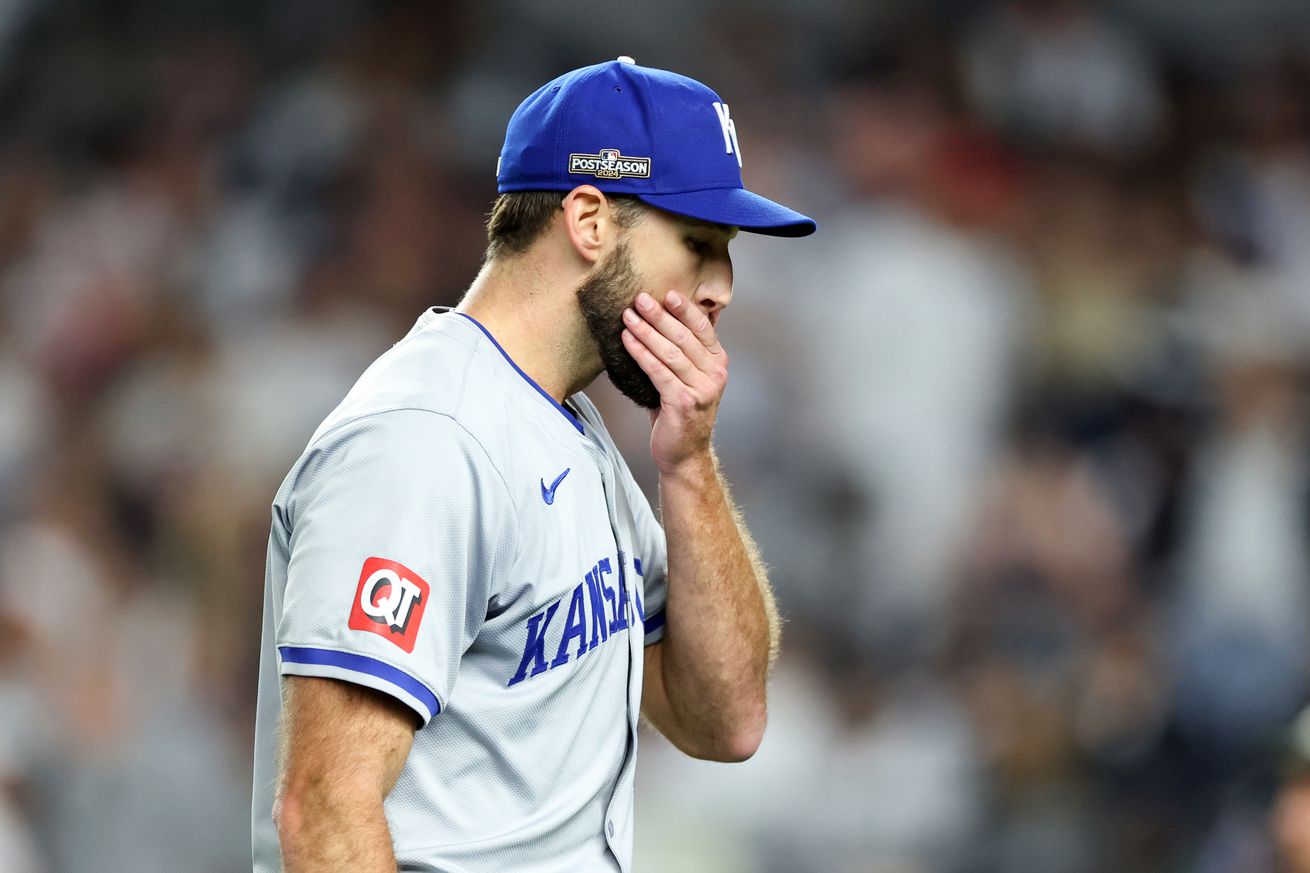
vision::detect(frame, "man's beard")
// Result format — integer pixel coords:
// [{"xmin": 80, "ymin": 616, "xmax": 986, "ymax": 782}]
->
[{"xmin": 576, "ymin": 240, "xmax": 662, "ymax": 410}]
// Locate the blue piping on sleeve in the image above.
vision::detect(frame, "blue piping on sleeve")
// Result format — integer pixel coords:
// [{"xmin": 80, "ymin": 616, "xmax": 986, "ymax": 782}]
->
[{"xmin": 278, "ymin": 646, "xmax": 441, "ymax": 719}]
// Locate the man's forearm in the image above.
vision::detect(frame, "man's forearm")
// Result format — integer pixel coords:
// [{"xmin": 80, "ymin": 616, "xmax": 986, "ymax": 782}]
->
[
  {"xmin": 656, "ymin": 449, "xmax": 778, "ymax": 754},
  {"xmin": 275, "ymin": 677, "xmax": 415, "ymax": 873}
]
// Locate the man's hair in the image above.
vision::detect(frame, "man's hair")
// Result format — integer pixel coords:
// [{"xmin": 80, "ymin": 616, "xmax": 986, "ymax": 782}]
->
[{"xmin": 484, "ymin": 191, "xmax": 645, "ymax": 261}]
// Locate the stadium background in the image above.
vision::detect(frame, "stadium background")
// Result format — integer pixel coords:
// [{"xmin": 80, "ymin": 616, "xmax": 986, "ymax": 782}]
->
[{"xmin": 2, "ymin": 0, "xmax": 1310, "ymax": 870}]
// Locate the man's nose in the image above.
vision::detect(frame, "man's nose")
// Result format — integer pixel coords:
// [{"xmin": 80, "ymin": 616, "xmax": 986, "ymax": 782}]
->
[{"xmin": 695, "ymin": 257, "xmax": 733, "ymax": 326}]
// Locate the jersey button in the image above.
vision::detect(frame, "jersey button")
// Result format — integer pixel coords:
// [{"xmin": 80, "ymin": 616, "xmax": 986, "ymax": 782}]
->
[{"xmin": 607, "ymin": 820, "xmax": 616, "ymax": 838}]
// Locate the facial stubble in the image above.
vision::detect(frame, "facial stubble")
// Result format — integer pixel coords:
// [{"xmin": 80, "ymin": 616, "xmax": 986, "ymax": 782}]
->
[{"xmin": 575, "ymin": 240, "xmax": 663, "ymax": 411}]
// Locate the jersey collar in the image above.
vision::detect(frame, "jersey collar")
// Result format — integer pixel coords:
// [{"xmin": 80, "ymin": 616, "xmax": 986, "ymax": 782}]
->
[{"xmin": 453, "ymin": 312, "xmax": 585, "ymax": 435}]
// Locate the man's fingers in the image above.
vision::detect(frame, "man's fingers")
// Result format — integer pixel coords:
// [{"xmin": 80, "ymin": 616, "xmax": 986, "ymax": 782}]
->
[
  {"xmin": 661, "ymin": 291, "xmax": 723, "ymax": 355},
  {"xmin": 622, "ymin": 326, "xmax": 686, "ymax": 394},
  {"xmin": 623, "ymin": 306, "xmax": 704, "ymax": 385},
  {"xmin": 634, "ymin": 293, "xmax": 718, "ymax": 368}
]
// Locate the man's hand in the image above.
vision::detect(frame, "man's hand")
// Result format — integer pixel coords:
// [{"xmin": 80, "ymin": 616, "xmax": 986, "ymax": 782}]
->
[{"xmin": 621, "ymin": 290, "xmax": 728, "ymax": 475}]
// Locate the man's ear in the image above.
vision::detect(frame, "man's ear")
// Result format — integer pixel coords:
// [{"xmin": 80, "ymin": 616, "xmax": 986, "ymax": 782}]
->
[{"xmin": 561, "ymin": 185, "xmax": 616, "ymax": 265}]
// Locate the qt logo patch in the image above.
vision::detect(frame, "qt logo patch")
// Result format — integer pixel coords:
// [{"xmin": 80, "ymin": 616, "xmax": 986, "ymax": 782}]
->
[{"xmin": 348, "ymin": 557, "xmax": 430, "ymax": 653}]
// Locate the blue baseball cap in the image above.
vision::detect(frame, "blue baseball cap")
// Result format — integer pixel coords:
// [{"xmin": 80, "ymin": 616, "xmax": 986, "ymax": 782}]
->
[{"xmin": 496, "ymin": 57, "xmax": 816, "ymax": 238}]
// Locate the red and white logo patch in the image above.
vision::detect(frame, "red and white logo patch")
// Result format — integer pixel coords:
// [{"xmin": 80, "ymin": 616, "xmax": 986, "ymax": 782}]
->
[{"xmin": 348, "ymin": 557, "xmax": 430, "ymax": 653}]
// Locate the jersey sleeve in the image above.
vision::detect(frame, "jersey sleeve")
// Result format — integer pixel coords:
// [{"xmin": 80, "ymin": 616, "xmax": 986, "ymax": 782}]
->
[{"xmin": 275, "ymin": 409, "xmax": 518, "ymax": 726}]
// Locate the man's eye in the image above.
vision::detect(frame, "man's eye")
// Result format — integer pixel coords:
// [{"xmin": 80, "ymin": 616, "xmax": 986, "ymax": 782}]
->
[{"xmin": 687, "ymin": 238, "xmax": 711, "ymax": 258}]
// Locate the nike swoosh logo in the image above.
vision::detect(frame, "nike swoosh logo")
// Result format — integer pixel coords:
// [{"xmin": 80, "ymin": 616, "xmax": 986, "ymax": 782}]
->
[{"xmin": 540, "ymin": 468, "xmax": 571, "ymax": 505}]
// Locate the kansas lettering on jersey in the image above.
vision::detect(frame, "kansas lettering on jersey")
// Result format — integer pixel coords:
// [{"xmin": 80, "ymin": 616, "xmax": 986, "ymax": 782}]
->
[
  {"xmin": 511, "ymin": 553, "xmax": 646, "ymax": 685},
  {"xmin": 252, "ymin": 309, "xmax": 669, "ymax": 873}
]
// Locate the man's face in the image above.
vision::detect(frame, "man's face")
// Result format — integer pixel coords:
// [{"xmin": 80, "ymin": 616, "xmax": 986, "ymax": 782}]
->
[{"xmin": 576, "ymin": 204, "xmax": 735, "ymax": 410}]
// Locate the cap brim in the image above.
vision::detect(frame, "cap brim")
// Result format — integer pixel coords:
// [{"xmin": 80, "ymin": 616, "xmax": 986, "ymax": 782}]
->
[{"xmin": 635, "ymin": 187, "xmax": 816, "ymax": 237}]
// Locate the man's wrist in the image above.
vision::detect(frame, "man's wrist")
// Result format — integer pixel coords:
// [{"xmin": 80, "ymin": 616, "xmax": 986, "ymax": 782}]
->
[{"xmin": 657, "ymin": 450, "xmax": 719, "ymax": 493}]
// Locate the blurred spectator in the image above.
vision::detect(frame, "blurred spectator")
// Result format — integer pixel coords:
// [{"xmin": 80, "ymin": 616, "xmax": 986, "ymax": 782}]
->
[
  {"xmin": 962, "ymin": 0, "xmax": 1167, "ymax": 155},
  {"xmin": 796, "ymin": 65, "xmax": 1031, "ymax": 655},
  {"xmin": 1169, "ymin": 280, "xmax": 1310, "ymax": 762},
  {"xmin": 1193, "ymin": 54, "xmax": 1310, "ymax": 333}
]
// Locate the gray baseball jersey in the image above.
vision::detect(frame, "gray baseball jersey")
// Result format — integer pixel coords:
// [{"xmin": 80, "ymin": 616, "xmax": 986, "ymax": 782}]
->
[{"xmin": 251, "ymin": 308, "xmax": 669, "ymax": 873}]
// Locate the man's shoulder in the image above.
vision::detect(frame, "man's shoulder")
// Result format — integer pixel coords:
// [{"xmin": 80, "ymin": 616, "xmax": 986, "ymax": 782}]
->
[
  {"xmin": 284, "ymin": 310, "xmax": 561, "ymax": 495},
  {"xmin": 310, "ymin": 309, "xmax": 477, "ymax": 438},
  {"xmin": 268, "ymin": 312, "xmax": 494, "ymax": 497}
]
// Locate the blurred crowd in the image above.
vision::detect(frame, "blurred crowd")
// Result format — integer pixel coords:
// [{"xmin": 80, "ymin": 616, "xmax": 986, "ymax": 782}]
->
[{"xmin": 1, "ymin": 1, "xmax": 1310, "ymax": 871}]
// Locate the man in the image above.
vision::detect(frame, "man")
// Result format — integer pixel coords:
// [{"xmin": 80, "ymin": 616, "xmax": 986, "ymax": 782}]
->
[{"xmin": 251, "ymin": 56, "xmax": 816, "ymax": 873}]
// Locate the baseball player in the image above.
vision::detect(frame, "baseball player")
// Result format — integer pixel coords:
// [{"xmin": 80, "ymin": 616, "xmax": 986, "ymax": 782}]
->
[{"xmin": 251, "ymin": 57, "xmax": 816, "ymax": 873}]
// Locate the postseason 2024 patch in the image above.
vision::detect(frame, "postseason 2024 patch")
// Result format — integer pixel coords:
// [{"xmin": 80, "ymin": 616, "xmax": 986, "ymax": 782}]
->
[
  {"xmin": 348, "ymin": 557, "xmax": 431, "ymax": 653},
  {"xmin": 568, "ymin": 149, "xmax": 651, "ymax": 179}
]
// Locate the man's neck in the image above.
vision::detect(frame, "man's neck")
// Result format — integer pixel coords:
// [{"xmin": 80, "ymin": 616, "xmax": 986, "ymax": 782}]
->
[{"xmin": 455, "ymin": 258, "xmax": 602, "ymax": 403}]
